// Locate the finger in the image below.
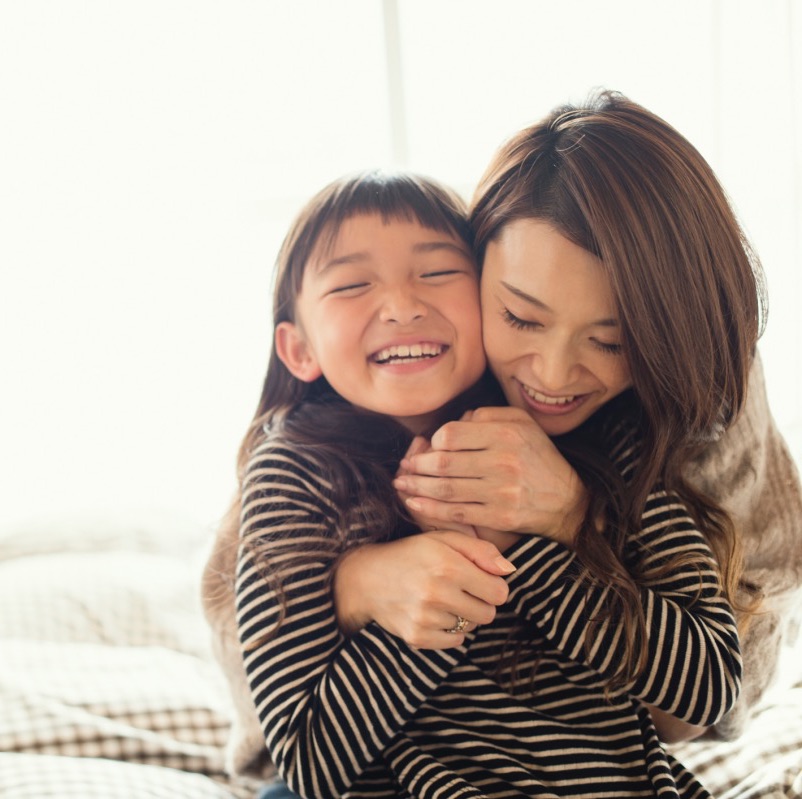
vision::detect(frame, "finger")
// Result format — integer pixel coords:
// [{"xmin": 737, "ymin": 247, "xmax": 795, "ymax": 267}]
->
[
  {"xmin": 398, "ymin": 436, "xmax": 430, "ymax": 477},
  {"xmin": 395, "ymin": 474, "xmax": 481, "ymax": 503},
  {"xmin": 406, "ymin": 497, "xmax": 502, "ymax": 535},
  {"xmin": 428, "ymin": 420, "xmax": 497, "ymax": 452},
  {"xmin": 427, "ymin": 531, "xmax": 516, "ymax": 582},
  {"xmin": 408, "ymin": 630, "xmax": 468, "ymax": 650},
  {"xmin": 404, "ymin": 435, "xmax": 431, "ymax": 459},
  {"xmin": 468, "ymin": 406, "xmax": 536, "ymax": 424},
  {"xmin": 403, "ymin": 448, "xmax": 490, "ymax": 479}
]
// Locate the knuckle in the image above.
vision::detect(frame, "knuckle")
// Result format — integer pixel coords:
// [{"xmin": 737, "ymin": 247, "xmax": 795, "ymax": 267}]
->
[
  {"xmin": 474, "ymin": 605, "xmax": 495, "ymax": 625},
  {"xmin": 434, "ymin": 422, "xmax": 458, "ymax": 449},
  {"xmin": 436, "ymin": 480, "xmax": 455, "ymax": 500},
  {"xmin": 494, "ymin": 581, "xmax": 510, "ymax": 604},
  {"xmin": 434, "ymin": 452, "xmax": 451, "ymax": 472},
  {"xmin": 448, "ymin": 507, "xmax": 466, "ymax": 524},
  {"xmin": 498, "ymin": 509, "xmax": 518, "ymax": 530}
]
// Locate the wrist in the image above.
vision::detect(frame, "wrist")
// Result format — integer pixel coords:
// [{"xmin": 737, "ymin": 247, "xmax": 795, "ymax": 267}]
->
[
  {"xmin": 558, "ymin": 480, "xmax": 589, "ymax": 548},
  {"xmin": 333, "ymin": 544, "xmax": 377, "ymax": 635}
]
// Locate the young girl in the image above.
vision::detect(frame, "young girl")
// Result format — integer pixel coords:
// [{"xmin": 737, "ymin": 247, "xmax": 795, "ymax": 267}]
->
[
  {"xmin": 331, "ymin": 91, "xmax": 766, "ymax": 796},
  {"xmin": 201, "ymin": 170, "xmax": 516, "ymax": 797}
]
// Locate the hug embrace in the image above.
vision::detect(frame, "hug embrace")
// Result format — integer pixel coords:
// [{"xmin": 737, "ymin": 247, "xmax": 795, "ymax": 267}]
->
[{"xmin": 203, "ymin": 90, "xmax": 802, "ymax": 798}]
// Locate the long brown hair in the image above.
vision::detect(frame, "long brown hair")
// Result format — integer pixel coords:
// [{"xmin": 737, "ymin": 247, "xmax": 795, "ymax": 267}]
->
[{"xmin": 471, "ymin": 90, "xmax": 766, "ymax": 687}]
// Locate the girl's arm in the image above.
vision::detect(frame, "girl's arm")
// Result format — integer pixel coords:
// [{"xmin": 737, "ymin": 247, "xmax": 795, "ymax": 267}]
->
[
  {"xmin": 501, "ymin": 488, "xmax": 742, "ymax": 729},
  {"xmin": 236, "ymin": 439, "xmax": 468, "ymax": 798}
]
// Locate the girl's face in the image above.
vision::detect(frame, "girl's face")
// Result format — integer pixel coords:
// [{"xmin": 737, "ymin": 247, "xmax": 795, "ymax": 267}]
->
[
  {"xmin": 276, "ymin": 213, "xmax": 486, "ymax": 433},
  {"xmin": 481, "ymin": 218, "xmax": 632, "ymax": 437}
]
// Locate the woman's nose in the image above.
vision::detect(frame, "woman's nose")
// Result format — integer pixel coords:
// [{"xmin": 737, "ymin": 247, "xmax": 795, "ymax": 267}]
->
[
  {"xmin": 531, "ymin": 341, "xmax": 577, "ymax": 391},
  {"xmin": 379, "ymin": 287, "xmax": 427, "ymax": 325}
]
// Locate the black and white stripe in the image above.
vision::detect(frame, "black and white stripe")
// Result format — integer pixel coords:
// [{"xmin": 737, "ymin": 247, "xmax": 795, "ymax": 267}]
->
[{"xmin": 235, "ymin": 422, "xmax": 741, "ymax": 799}]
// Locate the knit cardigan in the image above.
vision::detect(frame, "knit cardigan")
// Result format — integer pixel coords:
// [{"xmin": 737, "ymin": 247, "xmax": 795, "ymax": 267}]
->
[{"xmin": 201, "ymin": 352, "xmax": 802, "ymax": 778}]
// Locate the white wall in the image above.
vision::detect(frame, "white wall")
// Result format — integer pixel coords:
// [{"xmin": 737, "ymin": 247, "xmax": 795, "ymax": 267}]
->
[{"xmin": 1, "ymin": 0, "xmax": 800, "ymax": 533}]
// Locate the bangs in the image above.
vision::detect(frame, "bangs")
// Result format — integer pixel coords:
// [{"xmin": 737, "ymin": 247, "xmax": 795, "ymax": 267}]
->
[{"xmin": 312, "ymin": 171, "xmax": 472, "ymax": 257}]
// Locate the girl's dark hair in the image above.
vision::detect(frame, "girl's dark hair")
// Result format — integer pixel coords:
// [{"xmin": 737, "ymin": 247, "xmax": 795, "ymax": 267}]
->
[
  {"xmin": 471, "ymin": 90, "xmax": 765, "ymax": 688},
  {"xmin": 212, "ymin": 170, "xmax": 497, "ymax": 630}
]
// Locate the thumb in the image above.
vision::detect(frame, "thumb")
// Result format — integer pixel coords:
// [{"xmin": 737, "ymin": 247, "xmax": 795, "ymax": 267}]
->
[{"xmin": 431, "ymin": 531, "xmax": 516, "ymax": 576}]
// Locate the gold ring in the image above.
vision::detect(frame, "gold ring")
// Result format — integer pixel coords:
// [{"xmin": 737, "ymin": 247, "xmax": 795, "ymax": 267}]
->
[{"xmin": 445, "ymin": 615, "xmax": 469, "ymax": 634}]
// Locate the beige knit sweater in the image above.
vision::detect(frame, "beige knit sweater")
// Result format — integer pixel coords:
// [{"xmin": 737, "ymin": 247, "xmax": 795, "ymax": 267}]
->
[
  {"xmin": 202, "ymin": 352, "xmax": 802, "ymax": 776},
  {"xmin": 684, "ymin": 352, "xmax": 802, "ymax": 738}
]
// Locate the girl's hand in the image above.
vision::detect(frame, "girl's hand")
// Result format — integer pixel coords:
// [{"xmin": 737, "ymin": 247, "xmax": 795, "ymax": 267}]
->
[
  {"xmin": 394, "ymin": 406, "xmax": 588, "ymax": 547},
  {"xmin": 333, "ymin": 531, "xmax": 514, "ymax": 649}
]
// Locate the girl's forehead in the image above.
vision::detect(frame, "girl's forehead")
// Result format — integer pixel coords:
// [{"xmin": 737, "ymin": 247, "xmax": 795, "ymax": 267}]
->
[{"xmin": 308, "ymin": 212, "xmax": 466, "ymax": 268}]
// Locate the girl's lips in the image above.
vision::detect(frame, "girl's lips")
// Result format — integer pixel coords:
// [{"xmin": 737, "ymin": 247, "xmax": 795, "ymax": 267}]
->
[
  {"xmin": 516, "ymin": 380, "xmax": 588, "ymax": 416},
  {"xmin": 371, "ymin": 341, "xmax": 447, "ymax": 364}
]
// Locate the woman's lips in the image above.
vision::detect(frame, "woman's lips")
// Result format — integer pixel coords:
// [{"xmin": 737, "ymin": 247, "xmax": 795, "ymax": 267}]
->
[{"xmin": 517, "ymin": 380, "xmax": 587, "ymax": 415}]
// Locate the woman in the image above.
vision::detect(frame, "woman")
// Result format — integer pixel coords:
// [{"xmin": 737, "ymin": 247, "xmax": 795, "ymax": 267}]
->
[{"xmin": 335, "ymin": 91, "xmax": 802, "ymax": 747}]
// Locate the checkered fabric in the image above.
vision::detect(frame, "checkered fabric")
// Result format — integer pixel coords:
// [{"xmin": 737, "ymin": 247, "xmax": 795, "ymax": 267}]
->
[
  {"xmin": 0, "ymin": 518, "xmax": 263, "ymax": 798},
  {"xmin": 1, "ymin": 515, "xmax": 800, "ymax": 798},
  {"xmin": 671, "ymin": 633, "xmax": 802, "ymax": 799}
]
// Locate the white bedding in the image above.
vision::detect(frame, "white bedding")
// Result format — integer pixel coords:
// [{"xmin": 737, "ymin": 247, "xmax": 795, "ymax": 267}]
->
[{"xmin": 0, "ymin": 513, "xmax": 800, "ymax": 798}]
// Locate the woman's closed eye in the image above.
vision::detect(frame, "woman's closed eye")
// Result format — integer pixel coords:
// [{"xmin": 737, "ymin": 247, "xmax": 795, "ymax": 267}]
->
[
  {"xmin": 501, "ymin": 307, "xmax": 541, "ymax": 331},
  {"xmin": 591, "ymin": 339, "xmax": 624, "ymax": 355}
]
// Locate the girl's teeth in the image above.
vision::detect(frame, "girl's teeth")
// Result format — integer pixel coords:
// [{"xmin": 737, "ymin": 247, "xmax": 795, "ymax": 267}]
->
[
  {"xmin": 374, "ymin": 343, "xmax": 443, "ymax": 363},
  {"xmin": 523, "ymin": 386, "xmax": 576, "ymax": 405}
]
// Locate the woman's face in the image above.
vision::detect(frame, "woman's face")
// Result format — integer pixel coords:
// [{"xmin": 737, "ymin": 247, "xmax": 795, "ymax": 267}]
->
[{"xmin": 481, "ymin": 218, "xmax": 632, "ymax": 437}]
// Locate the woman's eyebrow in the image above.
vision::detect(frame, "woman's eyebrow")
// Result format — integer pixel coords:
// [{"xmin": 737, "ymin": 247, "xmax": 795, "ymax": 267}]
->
[{"xmin": 500, "ymin": 280, "xmax": 618, "ymax": 326}]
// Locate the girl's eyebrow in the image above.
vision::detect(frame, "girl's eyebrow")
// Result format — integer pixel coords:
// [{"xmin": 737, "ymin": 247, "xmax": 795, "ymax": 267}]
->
[
  {"xmin": 500, "ymin": 280, "xmax": 619, "ymax": 327},
  {"xmin": 317, "ymin": 240, "xmax": 470, "ymax": 274}
]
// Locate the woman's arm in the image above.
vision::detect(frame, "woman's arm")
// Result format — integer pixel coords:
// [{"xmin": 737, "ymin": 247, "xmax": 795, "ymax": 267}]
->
[
  {"xmin": 236, "ymin": 439, "xmax": 471, "ymax": 797},
  {"xmin": 333, "ymin": 532, "xmax": 512, "ymax": 646}
]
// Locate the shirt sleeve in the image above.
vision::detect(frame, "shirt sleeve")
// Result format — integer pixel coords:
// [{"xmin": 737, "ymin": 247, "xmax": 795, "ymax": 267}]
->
[
  {"xmin": 503, "ymin": 425, "xmax": 742, "ymax": 728},
  {"xmin": 235, "ymin": 438, "xmax": 465, "ymax": 798}
]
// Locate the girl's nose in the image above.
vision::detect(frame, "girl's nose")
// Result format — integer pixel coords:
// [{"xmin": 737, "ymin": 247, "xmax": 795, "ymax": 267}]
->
[{"xmin": 379, "ymin": 287, "xmax": 427, "ymax": 325}]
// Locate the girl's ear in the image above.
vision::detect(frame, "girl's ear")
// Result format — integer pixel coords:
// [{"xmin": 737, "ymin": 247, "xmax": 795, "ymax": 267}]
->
[{"xmin": 274, "ymin": 321, "xmax": 323, "ymax": 382}]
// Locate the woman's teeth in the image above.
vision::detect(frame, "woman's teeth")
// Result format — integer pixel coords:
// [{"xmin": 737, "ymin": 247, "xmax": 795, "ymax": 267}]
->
[
  {"xmin": 374, "ymin": 343, "xmax": 444, "ymax": 363},
  {"xmin": 523, "ymin": 385, "xmax": 576, "ymax": 405}
]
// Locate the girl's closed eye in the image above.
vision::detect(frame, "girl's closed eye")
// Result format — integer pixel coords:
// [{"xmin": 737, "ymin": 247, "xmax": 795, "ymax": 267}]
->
[
  {"xmin": 326, "ymin": 280, "xmax": 371, "ymax": 296},
  {"xmin": 421, "ymin": 268, "xmax": 467, "ymax": 281}
]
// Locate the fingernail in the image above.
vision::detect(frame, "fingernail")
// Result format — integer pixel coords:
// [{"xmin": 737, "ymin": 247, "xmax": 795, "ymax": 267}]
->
[
  {"xmin": 495, "ymin": 556, "xmax": 516, "ymax": 573},
  {"xmin": 406, "ymin": 498, "xmax": 422, "ymax": 511},
  {"xmin": 394, "ymin": 477, "xmax": 408, "ymax": 491}
]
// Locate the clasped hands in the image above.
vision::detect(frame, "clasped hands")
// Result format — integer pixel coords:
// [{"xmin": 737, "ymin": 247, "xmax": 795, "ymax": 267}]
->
[{"xmin": 334, "ymin": 406, "xmax": 588, "ymax": 648}]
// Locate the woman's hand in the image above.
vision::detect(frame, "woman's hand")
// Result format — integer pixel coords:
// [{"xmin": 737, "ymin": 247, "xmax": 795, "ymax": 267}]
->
[
  {"xmin": 333, "ymin": 531, "xmax": 514, "ymax": 649},
  {"xmin": 397, "ymin": 436, "xmax": 477, "ymax": 537},
  {"xmin": 645, "ymin": 704, "xmax": 708, "ymax": 744},
  {"xmin": 393, "ymin": 406, "xmax": 588, "ymax": 547}
]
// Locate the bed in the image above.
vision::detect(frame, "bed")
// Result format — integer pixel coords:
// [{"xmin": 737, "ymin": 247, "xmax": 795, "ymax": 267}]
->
[{"xmin": 1, "ymin": 512, "xmax": 800, "ymax": 798}]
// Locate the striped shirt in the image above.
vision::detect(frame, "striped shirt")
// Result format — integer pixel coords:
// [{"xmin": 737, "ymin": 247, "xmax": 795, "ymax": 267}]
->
[{"xmin": 235, "ymin": 418, "xmax": 741, "ymax": 798}]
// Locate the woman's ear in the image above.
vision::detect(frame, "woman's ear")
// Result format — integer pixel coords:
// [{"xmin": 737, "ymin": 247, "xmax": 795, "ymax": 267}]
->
[{"xmin": 275, "ymin": 321, "xmax": 323, "ymax": 382}]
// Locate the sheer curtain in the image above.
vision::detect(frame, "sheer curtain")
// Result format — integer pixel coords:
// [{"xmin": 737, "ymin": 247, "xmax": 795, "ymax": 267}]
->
[{"xmin": 1, "ymin": 0, "xmax": 799, "ymax": 530}]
